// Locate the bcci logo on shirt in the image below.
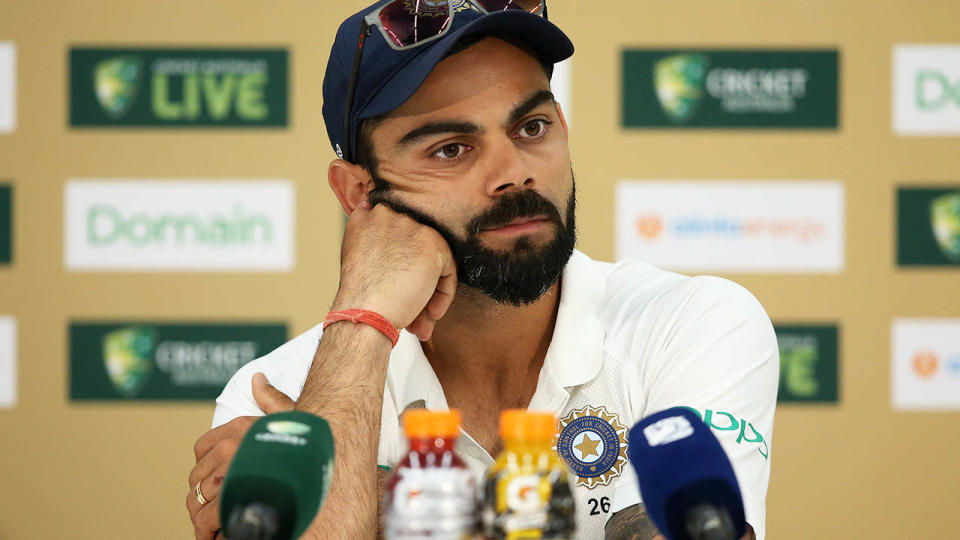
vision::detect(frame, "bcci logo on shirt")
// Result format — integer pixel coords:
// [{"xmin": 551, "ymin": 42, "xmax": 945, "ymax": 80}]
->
[{"xmin": 554, "ymin": 405, "xmax": 628, "ymax": 489}]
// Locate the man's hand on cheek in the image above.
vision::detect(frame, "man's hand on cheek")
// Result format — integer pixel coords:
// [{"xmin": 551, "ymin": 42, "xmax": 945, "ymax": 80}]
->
[{"xmin": 333, "ymin": 201, "xmax": 457, "ymax": 341}]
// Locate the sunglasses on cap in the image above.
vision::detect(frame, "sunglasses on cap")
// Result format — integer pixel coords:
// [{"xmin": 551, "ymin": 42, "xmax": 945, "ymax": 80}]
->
[{"xmin": 342, "ymin": 0, "xmax": 547, "ymax": 163}]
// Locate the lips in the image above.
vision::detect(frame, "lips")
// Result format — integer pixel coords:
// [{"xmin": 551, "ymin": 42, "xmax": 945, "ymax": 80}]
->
[{"xmin": 482, "ymin": 215, "xmax": 549, "ymax": 231}]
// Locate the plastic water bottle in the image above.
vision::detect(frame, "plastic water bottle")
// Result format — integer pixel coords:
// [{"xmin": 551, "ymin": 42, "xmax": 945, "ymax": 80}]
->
[
  {"xmin": 384, "ymin": 409, "xmax": 477, "ymax": 539},
  {"xmin": 481, "ymin": 410, "xmax": 576, "ymax": 539}
]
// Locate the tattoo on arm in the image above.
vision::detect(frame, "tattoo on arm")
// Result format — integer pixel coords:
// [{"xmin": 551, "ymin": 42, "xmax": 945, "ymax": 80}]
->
[{"xmin": 604, "ymin": 504, "xmax": 662, "ymax": 540}]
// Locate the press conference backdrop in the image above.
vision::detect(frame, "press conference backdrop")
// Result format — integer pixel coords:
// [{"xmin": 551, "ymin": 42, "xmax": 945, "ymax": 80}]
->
[{"xmin": 0, "ymin": 1, "xmax": 958, "ymax": 538}]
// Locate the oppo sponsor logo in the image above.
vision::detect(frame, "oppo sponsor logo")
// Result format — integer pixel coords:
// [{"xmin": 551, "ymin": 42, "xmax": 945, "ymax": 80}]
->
[
  {"xmin": 616, "ymin": 181, "xmax": 845, "ymax": 272},
  {"xmin": 683, "ymin": 407, "xmax": 769, "ymax": 460},
  {"xmin": 893, "ymin": 45, "xmax": 960, "ymax": 135},
  {"xmin": 892, "ymin": 319, "xmax": 960, "ymax": 410},
  {"xmin": 0, "ymin": 42, "xmax": 14, "ymax": 133},
  {"xmin": 65, "ymin": 180, "xmax": 294, "ymax": 271},
  {"xmin": 0, "ymin": 316, "xmax": 16, "ymax": 409}
]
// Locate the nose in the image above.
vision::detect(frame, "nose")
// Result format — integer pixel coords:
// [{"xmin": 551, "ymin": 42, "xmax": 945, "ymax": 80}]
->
[{"xmin": 484, "ymin": 138, "xmax": 535, "ymax": 196}]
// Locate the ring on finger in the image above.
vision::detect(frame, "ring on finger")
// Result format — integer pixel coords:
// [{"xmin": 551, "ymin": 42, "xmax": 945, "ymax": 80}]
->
[{"xmin": 195, "ymin": 480, "xmax": 209, "ymax": 506}]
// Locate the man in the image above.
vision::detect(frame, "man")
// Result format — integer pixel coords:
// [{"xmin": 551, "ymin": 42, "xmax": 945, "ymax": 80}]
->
[{"xmin": 186, "ymin": 2, "xmax": 778, "ymax": 539}]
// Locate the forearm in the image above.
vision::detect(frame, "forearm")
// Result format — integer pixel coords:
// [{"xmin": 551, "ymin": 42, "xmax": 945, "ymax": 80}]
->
[{"xmin": 295, "ymin": 323, "xmax": 393, "ymax": 539}]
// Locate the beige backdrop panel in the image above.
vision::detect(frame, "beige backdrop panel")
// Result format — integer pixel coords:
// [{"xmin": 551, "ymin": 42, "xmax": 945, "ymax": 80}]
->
[{"xmin": 0, "ymin": 1, "xmax": 957, "ymax": 538}]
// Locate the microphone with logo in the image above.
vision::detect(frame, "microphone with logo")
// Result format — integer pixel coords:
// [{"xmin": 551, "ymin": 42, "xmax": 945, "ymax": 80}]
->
[
  {"xmin": 627, "ymin": 407, "xmax": 746, "ymax": 540},
  {"xmin": 220, "ymin": 411, "xmax": 335, "ymax": 540}
]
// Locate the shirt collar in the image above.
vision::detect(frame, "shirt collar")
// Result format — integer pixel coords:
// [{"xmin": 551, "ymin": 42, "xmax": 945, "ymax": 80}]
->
[{"xmin": 386, "ymin": 249, "xmax": 606, "ymax": 413}]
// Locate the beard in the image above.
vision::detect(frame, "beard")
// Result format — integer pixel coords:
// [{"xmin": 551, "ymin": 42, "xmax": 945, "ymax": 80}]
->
[{"xmin": 368, "ymin": 176, "xmax": 577, "ymax": 306}]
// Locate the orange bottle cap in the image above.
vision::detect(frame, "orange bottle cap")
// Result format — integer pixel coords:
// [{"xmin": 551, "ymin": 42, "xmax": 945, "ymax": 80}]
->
[
  {"xmin": 499, "ymin": 409, "xmax": 557, "ymax": 440},
  {"xmin": 403, "ymin": 409, "xmax": 462, "ymax": 439}
]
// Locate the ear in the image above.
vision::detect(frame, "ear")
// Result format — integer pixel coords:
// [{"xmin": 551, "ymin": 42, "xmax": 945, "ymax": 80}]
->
[{"xmin": 328, "ymin": 159, "xmax": 373, "ymax": 214}]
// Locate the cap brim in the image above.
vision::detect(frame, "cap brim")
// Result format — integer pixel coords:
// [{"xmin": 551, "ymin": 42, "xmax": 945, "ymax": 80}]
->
[{"xmin": 359, "ymin": 10, "xmax": 573, "ymax": 120}]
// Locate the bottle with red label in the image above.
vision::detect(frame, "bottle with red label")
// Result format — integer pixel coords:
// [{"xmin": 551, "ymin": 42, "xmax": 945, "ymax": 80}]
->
[
  {"xmin": 481, "ymin": 410, "xmax": 576, "ymax": 539},
  {"xmin": 384, "ymin": 409, "xmax": 477, "ymax": 540}
]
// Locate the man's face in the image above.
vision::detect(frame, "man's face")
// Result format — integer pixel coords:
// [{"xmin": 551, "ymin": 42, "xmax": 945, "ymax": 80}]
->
[{"xmin": 365, "ymin": 37, "xmax": 576, "ymax": 305}]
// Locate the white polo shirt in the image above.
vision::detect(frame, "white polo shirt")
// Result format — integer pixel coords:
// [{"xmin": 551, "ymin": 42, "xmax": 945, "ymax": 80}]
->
[{"xmin": 213, "ymin": 250, "xmax": 778, "ymax": 539}]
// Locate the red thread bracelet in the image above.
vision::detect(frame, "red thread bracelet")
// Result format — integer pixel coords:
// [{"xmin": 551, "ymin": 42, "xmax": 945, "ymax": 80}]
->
[{"xmin": 323, "ymin": 309, "xmax": 400, "ymax": 347}]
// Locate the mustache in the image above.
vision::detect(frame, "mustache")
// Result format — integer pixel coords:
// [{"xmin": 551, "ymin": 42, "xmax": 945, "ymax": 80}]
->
[
  {"xmin": 466, "ymin": 190, "xmax": 563, "ymax": 235},
  {"xmin": 367, "ymin": 183, "xmax": 562, "ymax": 238}
]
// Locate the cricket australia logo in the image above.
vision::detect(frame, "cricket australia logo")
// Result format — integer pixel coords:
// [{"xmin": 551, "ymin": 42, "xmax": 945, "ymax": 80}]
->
[{"xmin": 554, "ymin": 405, "xmax": 628, "ymax": 489}]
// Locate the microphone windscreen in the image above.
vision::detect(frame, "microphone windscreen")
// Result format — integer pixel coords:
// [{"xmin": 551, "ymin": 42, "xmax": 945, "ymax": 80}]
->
[
  {"xmin": 627, "ymin": 407, "xmax": 745, "ymax": 540},
  {"xmin": 220, "ymin": 411, "xmax": 335, "ymax": 540}
]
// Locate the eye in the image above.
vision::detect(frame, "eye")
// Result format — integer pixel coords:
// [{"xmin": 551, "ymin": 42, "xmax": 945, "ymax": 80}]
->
[
  {"xmin": 516, "ymin": 119, "xmax": 551, "ymax": 139},
  {"xmin": 432, "ymin": 142, "xmax": 470, "ymax": 160}
]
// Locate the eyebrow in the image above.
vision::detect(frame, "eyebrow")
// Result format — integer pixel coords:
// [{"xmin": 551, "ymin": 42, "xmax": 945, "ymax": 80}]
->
[
  {"xmin": 397, "ymin": 120, "xmax": 480, "ymax": 148},
  {"xmin": 395, "ymin": 89, "xmax": 556, "ymax": 149},
  {"xmin": 507, "ymin": 89, "xmax": 555, "ymax": 127}
]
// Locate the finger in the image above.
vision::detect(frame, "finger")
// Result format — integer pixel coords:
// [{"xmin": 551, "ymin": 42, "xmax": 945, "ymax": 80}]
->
[
  {"xmin": 426, "ymin": 242, "xmax": 457, "ymax": 321},
  {"xmin": 187, "ymin": 472, "xmax": 226, "ymax": 520},
  {"xmin": 252, "ymin": 372, "xmax": 295, "ymax": 414},
  {"xmin": 190, "ymin": 435, "xmax": 240, "ymax": 488},
  {"xmin": 193, "ymin": 497, "xmax": 221, "ymax": 540},
  {"xmin": 406, "ymin": 312, "xmax": 436, "ymax": 342},
  {"xmin": 189, "ymin": 446, "xmax": 231, "ymax": 495},
  {"xmin": 194, "ymin": 417, "xmax": 252, "ymax": 461},
  {"xmin": 425, "ymin": 274, "xmax": 456, "ymax": 321}
]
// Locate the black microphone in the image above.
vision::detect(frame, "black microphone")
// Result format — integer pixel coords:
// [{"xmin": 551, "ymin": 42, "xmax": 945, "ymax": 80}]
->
[
  {"xmin": 627, "ymin": 407, "xmax": 746, "ymax": 540},
  {"xmin": 220, "ymin": 411, "xmax": 335, "ymax": 540}
]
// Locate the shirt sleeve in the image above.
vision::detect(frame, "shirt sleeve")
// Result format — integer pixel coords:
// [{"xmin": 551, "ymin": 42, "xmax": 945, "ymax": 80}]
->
[
  {"xmin": 633, "ymin": 276, "xmax": 779, "ymax": 540},
  {"xmin": 211, "ymin": 325, "xmax": 321, "ymax": 428}
]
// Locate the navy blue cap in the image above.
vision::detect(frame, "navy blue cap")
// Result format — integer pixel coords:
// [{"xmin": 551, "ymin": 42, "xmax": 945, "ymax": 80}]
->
[{"xmin": 322, "ymin": 1, "xmax": 574, "ymax": 163}]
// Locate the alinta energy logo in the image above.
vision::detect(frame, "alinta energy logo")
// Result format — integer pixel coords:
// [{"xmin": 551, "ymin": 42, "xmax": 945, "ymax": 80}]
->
[
  {"xmin": 910, "ymin": 350, "xmax": 960, "ymax": 380},
  {"xmin": 70, "ymin": 322, "xmax": 287, "ymax": 400},
  {"xmin": 892, "ymin": 319, "xmax": 960, "ymax": 410},
  {"xmin": 623, "ymin": 49, "xmax": 838, "ymax": 128},
  {"xmin": 634, "ymin": 213, "xmax": 827, "ymax": 243},
  {"xmin": 70, "ymin": 48, "xmax": 288, "ymax": 127},
  {"xmin": 912, "ymin": 351, "xmax": 939, "ymax": 379}
]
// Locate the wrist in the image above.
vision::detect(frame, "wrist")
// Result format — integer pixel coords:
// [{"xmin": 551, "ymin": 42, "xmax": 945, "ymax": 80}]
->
[{"xmin": 322, "ymin": 310, "xmax": 399, "ymax": 347}]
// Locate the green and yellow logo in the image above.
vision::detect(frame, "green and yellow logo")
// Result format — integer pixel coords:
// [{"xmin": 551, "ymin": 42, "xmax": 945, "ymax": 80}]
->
[
  {"xmin": 623, "ymin": 49, "xmax": 838, "ymax": 128},
  {"xmin": 654, "ymin": 54, "xmax": 709, "ymax": 124},
  {"xmin": 931, "ymin": 192, "xmax": 960, "ymax": 263},
  {"xmin": 93, "ymin": 56, "xmax": 142, "ymax": 119},
  {"xmin": 0, "ymin": 184, "xmax": 11, "ymax": 265},
  {"xmin": 103, "ymin": 326, "xmax": 155, "ymax": 398},
  {"xmin": 70, "ymin": 48, "xmax": 288, "ymax": 127},
  {"xmin": 71, "ymin": 322, "xmax": 287, "ymax": 401},
  {"xmin": 775, "ymin": 324, "xmax": 839, "ymax": 404},
  {"xmin": 898, "ymin": 187, "xmax": 960, "ymax": 267}
]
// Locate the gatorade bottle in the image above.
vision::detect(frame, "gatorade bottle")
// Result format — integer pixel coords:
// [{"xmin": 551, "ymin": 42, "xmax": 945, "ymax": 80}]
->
[
  {"xmin": 481, "ymin": 410, "xmax": 576, "ymax": 539},
  {"xmin": 384, "ymin": 409, "xmax": 477, "ymax": 540}
]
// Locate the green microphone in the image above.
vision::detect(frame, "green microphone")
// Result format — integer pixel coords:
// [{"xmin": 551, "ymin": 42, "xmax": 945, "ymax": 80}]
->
[{"xmin": 220, "ymin": 411, "xmax": 335, "ymax": 540}]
